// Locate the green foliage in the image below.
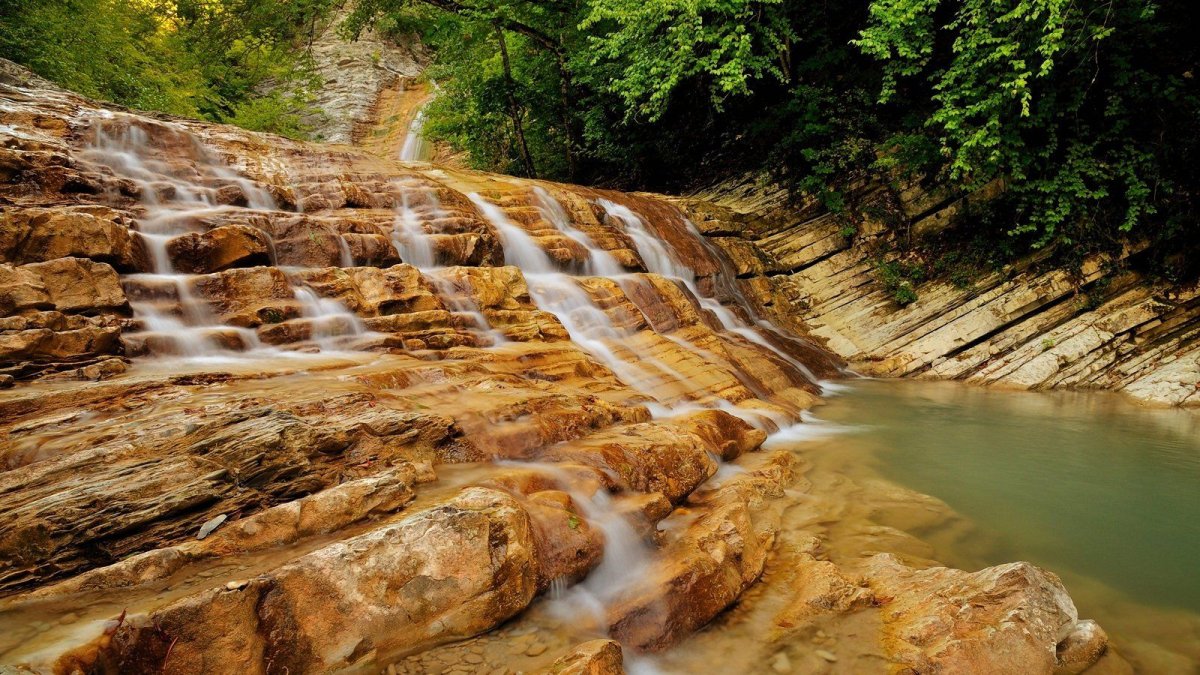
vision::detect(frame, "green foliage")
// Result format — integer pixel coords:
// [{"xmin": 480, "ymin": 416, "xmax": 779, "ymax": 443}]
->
[
  {"xmin": 580, "ymin": 0, "xmax": 793, "ymax": 121},
  {"xmin": 361, "ymin": 0, "xmax": 1197, "ymax": 280},
  {"xmin": 0, "ymin": 0, "xmax": 336, "ymax": 137},
  {"xmin": 855, "ymin": 0, "xmax": 1195, "ymax": 250},
  {"xmin": 21, "ymin": 0, "xmax": 1187, "ymax": 275},
  {"xmin": 0, "ymin": 0, "xmax": 202, "ymax": 115},
  {"xmin": 875, "ymin": 258, "xmax": 924, "ymax": 306}
]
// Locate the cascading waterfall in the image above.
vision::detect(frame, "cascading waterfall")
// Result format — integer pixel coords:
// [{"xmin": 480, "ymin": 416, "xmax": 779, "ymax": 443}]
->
[
  {"xmin": 391, "ymin": 183, "xmax": 438, "ymax": 269},
  {"xmin": 399, "ymin": 105, "xmax": 432, "ymax": 162},
  {"xmin": 5, "ymin": 80, "xmax": 1150, "ymax": 675},
  {"xmin": 80, "ymin": 117, "xmax": 833, "ymax": 660},
  {"xmin": 598, "ymin": 199, "xmax": 827, "ymax": 387},
  {"xmin": 469, "ymin": 192, "xmax": 697, "ymax": 402},
  {"xmin": 465, "ymin": 188, "xmax": 839, "ymax": 666},
  {"xmin": 80, "ymin": 116, "xmax": 366, "ymax": 356},
  {"xmin": 532, "ymin": 186, "xmax": 625, "ymax": 276},
  {"xmin": 392, "ymin": 182, "xmax": 505, "ymax": 345},
  {"xmin": 290, "ymin": 285, "xmax": 368, "ymax": 351}
]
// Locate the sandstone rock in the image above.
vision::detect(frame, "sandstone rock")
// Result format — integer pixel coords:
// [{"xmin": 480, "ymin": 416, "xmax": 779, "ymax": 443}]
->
[
  {"xmin": 865, "ymin": 554, "xmax": 1106, "ymax": 675},
  {"xmin": 606, "ymin": 452, "xmax": 795, "ymax": 650},
  {"xmin": 1057, "ymin": 620, "xmax": 1110, "ymax": 674},
  {"xmin": 22, "ymin": 257, "xmax": 127, "ymax": 314},
  {"xmin": 771, "ymin": 554, "xmax": 872, "ymax": 632},
  {"xmin": 166, "ymin": 224, "xmax": 272, "ymax": 274},
  {"xmin": 41, "ymin": 356, "xmax": 128, "ymax": 381},
  {"xmin": 271, "ymin": 489, "xmax": 539, "ymax": 660},
  {"xmin": 189, "ymin": 267, "xmax": 298, "ymax": 327},
  {"xmin": 712, "ymin": 236, "xmax": 779, "ymax": 277},
  {"xmin": 544, "ymin": 639, "xmax": 624, "ymax": 675},
  {"xmin": 0, "ymin": 324, "xmax": 120, "ymax": 363},
  {"xmin": 0, "ymin": 263, "xmax": 50, "ymax": 314},
  {"xmin": 0, "ymin": 206, "xmax": 148, "ymax": 271},
  {"xmin": 683, "ymin": 186, "xmax": 1200, "ymax": 406},
  {"xmin": 345, "ymin": 264, "xmax": 442, "ymax": 315}
]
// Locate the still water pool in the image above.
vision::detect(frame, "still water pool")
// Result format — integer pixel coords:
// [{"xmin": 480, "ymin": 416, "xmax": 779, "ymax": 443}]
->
[{"xmin": 816, "ymin": 379, "xmax": 1200, "ymax": 669}]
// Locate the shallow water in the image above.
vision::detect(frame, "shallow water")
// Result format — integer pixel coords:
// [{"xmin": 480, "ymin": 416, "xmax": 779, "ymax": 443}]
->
[{"xmin": 816, "ymin": 379, "xmax": 1200, "ymax": 668}]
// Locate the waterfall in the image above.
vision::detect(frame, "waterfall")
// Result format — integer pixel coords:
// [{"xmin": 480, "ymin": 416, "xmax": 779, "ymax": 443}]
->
[
  {"xmin": 469, "ymin": 192, "xmax": 698, "ymax": 403},
  {"xmin": 532, "ymin": 186, "xmax": 625, "ymax": 276},
  {"xmin": 80, "ymin": 115, "xmax": 362, "ymax": 357},
  {"xmin": 290, "ymin": 284, "xmax": 368, "ymax": 352},
  {"xmin": 399, "ymin": 106, "xmax": 432, "ymax": 162},
  {"xmin": 392, "ymin": 186, "xmax": 438, "ymax": 269},
  {"xmin": 598, "ymin": 199, "xmax": 825, "ymax": 387}
]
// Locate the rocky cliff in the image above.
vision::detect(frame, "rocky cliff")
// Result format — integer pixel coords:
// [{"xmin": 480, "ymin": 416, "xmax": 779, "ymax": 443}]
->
[
  {"xmin": 684, "ymin": 178, "xmax": 1200, "ymax": 407},
  {"xmin": 0, "ymin": 60, "xmax": 1120, "ymax": 674}
]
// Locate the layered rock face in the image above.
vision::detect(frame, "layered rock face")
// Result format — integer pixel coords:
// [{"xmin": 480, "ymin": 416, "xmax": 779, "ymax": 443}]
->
[
  {"xmin": 1, "ymin": 61, "xmax": 1110, "ymax": 675},
  {"xmin": 685, "ymin": 179, "xmax": 1200, "ymax": 407},
  {"xmin": 299, "ymin": 10, "xmax": 428, "ymax": 147}
]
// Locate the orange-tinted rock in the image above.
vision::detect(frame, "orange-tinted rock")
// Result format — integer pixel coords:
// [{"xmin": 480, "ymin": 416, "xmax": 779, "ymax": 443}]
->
[
  {"xmin": 606, "ymin": 452, "xmax": 796, "ymax": 651},
  {"xmin": 22, "ymin": 257, "xmax": 127, "ymax": 314},
  {"xmin": 545, "ymin": 639, "xmax": 624, "ymax": 675},
  {"xmin": 166, "ymin": 224, "xmax": 272, "ymax": 273},
  {"xmin": 524, "ymin": 489, "xmax": 604, "ymax": 587},
  {"xmin": 189, "ymin": 267, "xmax": 298, "ymax": 327},
  {"xmin": 866, "ymin": 553, "xmax": 1106, "ymax": 675},
  {"xmin": 0, "ymin": 323, "xmax": 120, "ymax": 362},
  {"xmin": 0, "ymin": 206, "xmax": 148, "ymax": 271},
  {"xmin": 0, "ymin": 263, "xmax": 49, "ymax": 313}
]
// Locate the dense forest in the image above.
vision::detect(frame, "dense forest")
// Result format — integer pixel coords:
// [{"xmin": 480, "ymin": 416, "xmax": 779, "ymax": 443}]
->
[
  {"xmin": 0, "ymin": 0, "xmax": 336, "ymax": 137},
  {"xmin": 3, "ymin": 0, "xmax": 1197, "ymax": 281}
]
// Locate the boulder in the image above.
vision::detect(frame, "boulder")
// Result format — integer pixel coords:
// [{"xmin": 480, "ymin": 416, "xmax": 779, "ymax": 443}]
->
[
  {"xmin": 22, "ymin": 258, "xmax": 127, "ymax": 314},
  {"xmin": 189, "ymin": 267, "xmax": 298, "ymax": 327},
  {"xmin": 544, "ymin": 640, "xmax": 624, "ymax": 675},
  {"xmin": 0, "ymin": 263, "xmax": 50, "ymax": 314},
  {"xmin": 86, "ymin": 488, "xmax": 543, "ymax": 674},
  {"xmin": 0, "ymin": 206, "xmax": 148, "ymax": 271},
  {"xmin": 166, "ymin": 224, "xmax": 271, "ymax": 274},
  {"xmin": 865, "ymin": 554, "xmax": 1107, "ymax": 675}
]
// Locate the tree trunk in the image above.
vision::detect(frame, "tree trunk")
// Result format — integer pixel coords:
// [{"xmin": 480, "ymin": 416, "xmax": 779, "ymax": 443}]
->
[
  {"xmin": 495, "ymin": 24, "xmax": 537, "ymax": 178},
  {"xmin": 554, "ymin": 53, "xmax": 579, "ymax": 181}
]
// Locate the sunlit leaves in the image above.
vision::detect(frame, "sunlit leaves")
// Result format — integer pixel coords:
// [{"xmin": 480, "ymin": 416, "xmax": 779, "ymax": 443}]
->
[{"xmin": 581, "ymin": 0, "xmax": 793, "ymax": 121}]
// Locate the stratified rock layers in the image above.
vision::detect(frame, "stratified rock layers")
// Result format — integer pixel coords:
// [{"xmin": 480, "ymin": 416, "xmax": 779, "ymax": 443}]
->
[
  {"xmin": 1, "ymin": 60, "xmax": 1108, "ymax": 675},
  {"xmin": 685, "ymin": 180, "xmax": 1200, "ymax": 407}
]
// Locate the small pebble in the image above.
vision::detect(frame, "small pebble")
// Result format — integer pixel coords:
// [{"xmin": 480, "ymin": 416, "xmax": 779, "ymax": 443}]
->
[
  {"xmin": 464, "ymin": 654, "xmax": 483, "ymax": 664},
  {"xmin": 770, "ymin": 652, "xmax": 792, "ymax": 673},
  {"xmin": 524, "ymin": 643, "xmax": 547, "ymax": 657},
  {"xmin": 815, "ymin": 649, "xmax": 838, "ymax": 663},
  {"xmin": 386, "ymin": 665, "xmax": 397, "ymax": 675}
]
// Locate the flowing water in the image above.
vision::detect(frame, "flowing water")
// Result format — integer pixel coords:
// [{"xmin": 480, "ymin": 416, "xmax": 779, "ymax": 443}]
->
[
  {"xmin": 814, "ymin": 379, "xmax": 1200, "ymax": 670},
  {"xmin": 399, "ymin": 105, "xmax": 432, "ymax": 162}
]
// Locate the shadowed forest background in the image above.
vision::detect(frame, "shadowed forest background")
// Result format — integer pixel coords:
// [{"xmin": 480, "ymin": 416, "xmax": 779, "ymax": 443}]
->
[{"xmin": 3, "ymin": 0, "xmax": 1197, "ymax": 287}]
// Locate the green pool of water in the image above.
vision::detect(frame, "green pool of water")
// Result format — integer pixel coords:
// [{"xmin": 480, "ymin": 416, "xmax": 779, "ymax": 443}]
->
[{"xmin": 818, "ymin": 379, "xmax": 1200, "ymax": 614}]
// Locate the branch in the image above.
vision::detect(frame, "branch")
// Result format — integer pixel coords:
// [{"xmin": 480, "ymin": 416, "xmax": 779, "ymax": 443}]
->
[{"xmin": 413, "ymin": 0, "xmax": 563, "ymax": 55}]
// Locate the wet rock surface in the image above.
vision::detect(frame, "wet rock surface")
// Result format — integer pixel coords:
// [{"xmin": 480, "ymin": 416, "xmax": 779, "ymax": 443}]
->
[{"xmin": 0, "ymin": 61, "xmax": 1116, "ymax": 675}]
